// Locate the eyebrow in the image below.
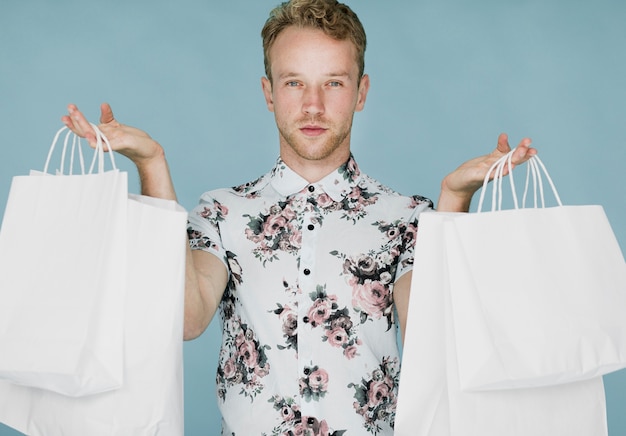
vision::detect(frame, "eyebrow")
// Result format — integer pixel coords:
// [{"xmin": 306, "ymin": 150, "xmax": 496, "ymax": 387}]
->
[{"xmin": 277, "ymin": 71, "xmax": 352, "ymax": 80}]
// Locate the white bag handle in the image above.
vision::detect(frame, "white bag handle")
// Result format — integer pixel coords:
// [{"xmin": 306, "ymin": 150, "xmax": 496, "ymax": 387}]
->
[
  {"xmin": 476, "ymin": 149, "xmax": 562, "ymax": 212},
  {"xmin": 44, "ymin": 124, "xmax": 117, "ymax": 175}
]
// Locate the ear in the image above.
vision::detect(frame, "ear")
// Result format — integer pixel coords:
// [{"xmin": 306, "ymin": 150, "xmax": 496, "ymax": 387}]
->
[
  {"xmin": 355, "ymin": 74, "xmax": 370, "ymax": 112},
  {"xmin": 261, "ymin": 76, "xmax": 274, "ymax": 112}
]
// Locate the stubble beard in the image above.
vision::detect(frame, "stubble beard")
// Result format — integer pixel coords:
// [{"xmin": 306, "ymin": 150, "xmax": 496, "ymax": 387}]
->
[{"xmin": 278, "ymin": 115, "xmax": 353, "ymax": 162}]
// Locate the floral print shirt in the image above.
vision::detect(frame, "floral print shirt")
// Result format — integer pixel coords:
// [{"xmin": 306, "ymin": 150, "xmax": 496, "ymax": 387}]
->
[{"xmin": 187, "ymin": 155, "xmax": 433, "ymax": 435}]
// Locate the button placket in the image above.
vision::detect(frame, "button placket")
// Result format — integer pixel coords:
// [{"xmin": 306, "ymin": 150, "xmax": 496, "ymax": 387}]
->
[
  {"xmin": 298, "ymin": 194, "xmax": 318, "ymax": 284},
  {"xmin": 296, "ymin": 199, "xmax": 319, "ymax": 414}
]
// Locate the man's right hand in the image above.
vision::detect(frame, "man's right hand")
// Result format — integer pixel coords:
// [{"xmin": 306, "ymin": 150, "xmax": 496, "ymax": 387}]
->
[
  {"xmin": 61, "ymin": 103, "xmax": 163, "ymax": 168},
  {"xmin": 61, "ymin": 103, "xmax": 177, "ymax": 201}
]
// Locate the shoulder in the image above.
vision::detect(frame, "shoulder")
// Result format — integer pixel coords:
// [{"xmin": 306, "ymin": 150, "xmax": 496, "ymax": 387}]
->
[
  {"xmin": 358, "ymin": 172, "xmax": 434, "ymax": 210},
  {"xmin": 198, "ymin": 171, "xmax": 272, "ymax": 204}
]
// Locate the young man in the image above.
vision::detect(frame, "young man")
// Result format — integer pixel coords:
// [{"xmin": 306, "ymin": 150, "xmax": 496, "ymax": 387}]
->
[{"xmin": 63, "ymin": 1, "xmax": 534, "ymax": 434}]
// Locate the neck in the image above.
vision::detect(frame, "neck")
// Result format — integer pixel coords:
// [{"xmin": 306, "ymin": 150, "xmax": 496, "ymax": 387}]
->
[{"xmin": 279, "ymin": 148, "xmax": 350, "ymax": 183}]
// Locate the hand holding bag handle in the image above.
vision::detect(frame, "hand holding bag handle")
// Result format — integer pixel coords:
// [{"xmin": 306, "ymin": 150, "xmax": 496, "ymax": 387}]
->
[
  {"xmin": 43, "ymin": 124, "xmax": 117, "ymax": 176},
  {"xmin": 476, "ymin": 148, "xmax": 562, "ymax": 213}
]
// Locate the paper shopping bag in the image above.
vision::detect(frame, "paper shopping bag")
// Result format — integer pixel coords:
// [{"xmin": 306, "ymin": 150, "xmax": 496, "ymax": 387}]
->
[
  {"xmin": 0, "ymin": 126, "xmax": 127, "ymax": 397},
  {"xmin": 446, "ymin": 152, "xmax": 626, "ymax": 391},
  {"xmin": 395, "ymin": 211, "xmax": 609, "ymax": 436},
  {"xmin": 0, "ymin": 194, "xmax": 187, "ymax": 436},
  {"xmin": 395, "ymin": 211, "xmax": 453, "ymax": 436}
]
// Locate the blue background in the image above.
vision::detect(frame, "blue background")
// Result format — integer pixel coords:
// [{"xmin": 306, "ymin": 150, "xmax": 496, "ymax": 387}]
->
[{"xmin": 1, "ymin": 0, "xmax": 625, "ymax": 434}]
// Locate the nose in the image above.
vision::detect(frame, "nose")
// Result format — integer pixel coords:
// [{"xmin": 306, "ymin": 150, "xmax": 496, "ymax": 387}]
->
[{"xmin": 302, "ymin": 86, "xmax": 324, "ymax": 116}]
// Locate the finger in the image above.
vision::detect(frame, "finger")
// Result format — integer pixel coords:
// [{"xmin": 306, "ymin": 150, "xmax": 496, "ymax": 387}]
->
[
  {"xmin": 66, "ymin": 104, "xmax": 97, "ymax": 145},
  {"xmin": 60, "ymin": 114, "xmax": 76, "ymax": 131},
  {"xmin": 61, "ymin": 104, "xmax": 82, "ymax": 132},
  {"xmin": 517, "ymin": 137, "xmax": 532, "ymax": 149},
  {"xmin": 511, "ymin": 138, "xmax": 534, "ymax": 164}
]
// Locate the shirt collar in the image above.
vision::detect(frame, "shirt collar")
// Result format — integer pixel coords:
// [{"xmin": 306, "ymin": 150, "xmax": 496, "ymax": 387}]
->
[{"xmin": 269, "ymin": 154, "xmax": 362, "ymax": 202}]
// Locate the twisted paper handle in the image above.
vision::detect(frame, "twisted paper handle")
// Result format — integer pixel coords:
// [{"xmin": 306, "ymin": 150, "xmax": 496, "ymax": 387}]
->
[
  {"xmin": 476, "ymin": 149, "xmax": 562, "ymax": 213},
  {"xmin": 44, "ymin": 124, "xmax": 117, "ymax": 175}
]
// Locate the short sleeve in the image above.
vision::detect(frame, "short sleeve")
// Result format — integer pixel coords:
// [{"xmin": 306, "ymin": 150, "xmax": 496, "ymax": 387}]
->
[
  {"xmin": 395, "ymin": 195, "xmax": 434, "ymax": 281},
  {"xmin": 186, "ymin": 191, "xmax": 229, "ymax": 270}
]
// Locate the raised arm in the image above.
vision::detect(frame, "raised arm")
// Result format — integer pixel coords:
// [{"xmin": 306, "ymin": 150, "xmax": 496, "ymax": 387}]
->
[
  {"xmin": 436, "ymin": 133, "xmax": 536, "ymax": 212},
  {"xmin": 61, "ymin": 103, "xmax": 227, "ymax": 340},
  {"xmin": 62, "ymin": 103, "xmax": 176, "ymax": 200},
  {"xmin": 395, "ymin": 133, "xmax": 537, "ymax": 344}
]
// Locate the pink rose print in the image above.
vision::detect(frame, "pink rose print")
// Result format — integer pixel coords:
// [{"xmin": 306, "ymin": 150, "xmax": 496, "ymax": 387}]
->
[
  {"xmin": 198, "ymin": 199, "xmax": 228, "ymax": 221},
  {"xmin": 348, "ymin": 356, "xmax": 400, "ymax": 434},
  {"xmin": 264, "ymin": 214, "xmax": 288, "ymax": 237},
  {"xmin": 309, "ymin": 368, "xmax": 329, "ymax": 393},
  {"xmin": 343, "ymin": 345, "xmax": 359, "ymax": 360},
  {"xmin": 331, "ymin": 218, "xmax": 418, "ymax": 329},
  {"xmin": 325, "ymin": 327, "xmax": 349, "ymax": 348},
  {"xmin": 222, "ymin": 358, "xmax": 237, "ymax": 379},
  {"xmin": 272, "ymin": 302, "xmax": 298, "ymax": 352},
  {"xmin": 352, "ymin": 281, "xmax": 392, "ymax": 320},
  {"xmin": 305, "ymin": 285, "xmax": 361, "ymax": 359},
  {"xmin": 307, "ymin": 295, "xmax": 336, "ymax": 327},
  {"xmin": 299, "ymin": 364, "xmax": 329, "ymax": 401},
  {"xmin": 269, "ymin": 396, "xmax": 346, "ymax": 435},
  {"xmin": 239, "ymin": 339, "xmax": 259, "ymax": 368},
  {"xmin": 244, "ymin": 201, "xmax": 302, "ymax": 264},
  {"xmin": 216, "ymin": 321, "xmax": 271, "ymax": 401},
  {"xmin": 316, "ymin": 192, "xmax": 334, "ymax": 209}
]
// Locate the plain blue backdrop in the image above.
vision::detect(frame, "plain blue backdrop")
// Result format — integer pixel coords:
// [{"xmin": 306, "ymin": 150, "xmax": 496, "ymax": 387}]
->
[{"xmin": 1, "ymin": 0, "xmax": 625, "ymax": 434}]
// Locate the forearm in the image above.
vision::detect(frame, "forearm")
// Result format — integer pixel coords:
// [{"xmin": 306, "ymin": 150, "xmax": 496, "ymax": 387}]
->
[
  {"xmin": 135, "ymin": 145, "xmax": 178, "ymax": 201},
  {"xmin": 436, "ymin": 178, "xmax": 475, "ymax": 212}
]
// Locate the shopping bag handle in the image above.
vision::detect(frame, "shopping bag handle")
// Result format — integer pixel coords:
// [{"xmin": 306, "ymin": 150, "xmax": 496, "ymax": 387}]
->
[
  {"xmin": 476, "ymin": 149, "xmax": 563, "ymax": 212},
  {"xmin": 44, "ymin": 124, "xmax": 117, "ymax": 175}
]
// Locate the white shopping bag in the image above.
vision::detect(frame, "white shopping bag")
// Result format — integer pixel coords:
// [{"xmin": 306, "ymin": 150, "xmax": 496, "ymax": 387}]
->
[
  {"xmin": 0, "ymin": 193, "xmax": 187, "ymax": 436},
  {"xmin": 447, "ymin": 152, "xmax": 626, "ymax": 391},
  {"xmin": 395, "ymin": 211, "xmax": 452, "ymax": 436},
  {"xmin": 0, "ymin": 126, "xmax": 127, "ymax": 397},
  {"xmin": 395, "ymin": 210, "xmax": 609, "ymax": 436}
]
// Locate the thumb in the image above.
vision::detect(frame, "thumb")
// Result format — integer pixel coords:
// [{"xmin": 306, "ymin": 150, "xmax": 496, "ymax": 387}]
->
[
  {"xmin": 496, "ymin": 133, "xmax": 511, "ymax": 154},
  {"xmin": 100, "ymin": 102, "xmax": 116, "ymax": 125}
]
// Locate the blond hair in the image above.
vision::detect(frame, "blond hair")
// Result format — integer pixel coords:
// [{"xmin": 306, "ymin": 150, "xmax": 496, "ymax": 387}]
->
[{"xmin": 261, "ymin": 0, "xmax": 367, "ymax": 83}]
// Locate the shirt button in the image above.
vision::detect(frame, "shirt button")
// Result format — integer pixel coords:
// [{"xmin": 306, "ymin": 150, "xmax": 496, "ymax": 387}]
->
[
  {"xmin": 303, "ymin": 268, "xmax": 311, "ymax": 275},
  {"xmin": 308, "ymin": 185, "xmax": 315, "ymax": 193},
  {"xmin": 307, "ymin": 224, "xmax": 315, "ymax": 231},
  {"xmin": 307, "ymin": 417, "xmax": 316, "ymax": 425},
  {"xmin": 303, "ymin": 316, "xmax": 310, "ymax": 323}
]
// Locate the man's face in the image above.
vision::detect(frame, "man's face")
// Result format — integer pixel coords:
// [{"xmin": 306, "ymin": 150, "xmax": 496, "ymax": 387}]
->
[{"xmin": 261, "ymin": 26, "xmax": 369, "ymax": 171}]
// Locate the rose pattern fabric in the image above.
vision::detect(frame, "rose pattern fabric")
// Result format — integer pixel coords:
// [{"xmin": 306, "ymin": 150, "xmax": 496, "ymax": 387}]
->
[
  {"xmin": 187, "ymin": 155, "xmax": 433, "ymax": 434},
  {"xmin": 330, "ymin": 219, "xmax": 418, "ymax": 331},
  {"xmin": 304, "ymin": 285, "xmax": 361, "ymax": 359},
  {"xmin": 244, "ymin": 200, "xmax": 303, "ymax": 265},
  {"xmin": 216, "ymin": 248, "xmax": 272, "ymax": 401},
  {"xmin": 348, "ymin": 357, "xmax": 401, "ymax": 434},
  {"xmin": 299, "ymin": 364, "xmax": 329, "ymax": 402},
  {"xmin": 266, "ymin": 396, "xmax": 347, "ymax": 436}
]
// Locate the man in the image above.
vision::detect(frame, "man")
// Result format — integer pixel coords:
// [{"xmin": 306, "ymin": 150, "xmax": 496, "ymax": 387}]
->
[{"xmin": 63, "ymin": 0, "xmax": 534, "ymax": 434}]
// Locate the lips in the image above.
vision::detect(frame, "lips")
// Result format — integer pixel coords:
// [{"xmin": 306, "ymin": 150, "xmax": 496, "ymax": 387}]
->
[{"xmin": 300, "ymin": 125, "xmax": 327, "ymax": 137}]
